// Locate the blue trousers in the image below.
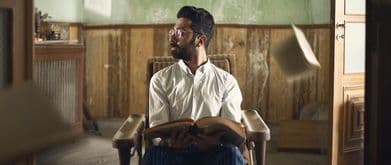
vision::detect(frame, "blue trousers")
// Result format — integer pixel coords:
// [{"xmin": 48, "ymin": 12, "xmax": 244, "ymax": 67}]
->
[{"xmin": 141, "ymin": 146, "xmax": 245, "ymax": 165}]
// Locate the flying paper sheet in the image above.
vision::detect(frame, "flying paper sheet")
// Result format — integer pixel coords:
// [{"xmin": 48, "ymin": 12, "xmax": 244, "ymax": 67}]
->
[{"xmin": 271, "ymin": 24, "xmax": 321, "ymax": 81}]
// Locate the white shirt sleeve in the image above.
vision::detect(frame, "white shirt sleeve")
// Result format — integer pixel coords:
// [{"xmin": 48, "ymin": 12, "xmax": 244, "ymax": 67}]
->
[
  {"xmin": 220, "ymin": 75, "xmax": 243, "ymax": 123},
  {"xmin": 148, "ymin": 74, "xmax": 170, "ymax": 128}
]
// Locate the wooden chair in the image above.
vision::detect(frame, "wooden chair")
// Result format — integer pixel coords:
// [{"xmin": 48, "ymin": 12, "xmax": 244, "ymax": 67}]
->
[{"xmin": 112, "ymin": 54, "xmax": 270, "ymax": 165}]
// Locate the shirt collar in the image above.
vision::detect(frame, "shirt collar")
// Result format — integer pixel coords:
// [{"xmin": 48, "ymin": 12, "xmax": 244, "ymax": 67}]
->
[{"xmin": 178, "ymin": 59, "xmax": 211, "ymax": 75}]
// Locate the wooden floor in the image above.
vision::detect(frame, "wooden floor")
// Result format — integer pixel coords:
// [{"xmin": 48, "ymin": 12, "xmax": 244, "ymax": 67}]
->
[{"xmin": 36, "ymin": 119, "xmax": 328, "ymax": 165}]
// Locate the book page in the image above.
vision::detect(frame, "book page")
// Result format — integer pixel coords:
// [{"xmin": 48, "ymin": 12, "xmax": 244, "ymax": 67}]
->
[
  {"xmin": 195, "ymin": 117, "xmax": 245, "ymax": 136},
  {"xmin": 292, "ymin": 24, "xmax": 321, "ymax": 68},
  {"xmin": 143, "ymin": 118, "xmax": 194, "ymax": 139},
  {"xmin": 195, "ymin": 117, "xmax": 246, "ymax": 146}
]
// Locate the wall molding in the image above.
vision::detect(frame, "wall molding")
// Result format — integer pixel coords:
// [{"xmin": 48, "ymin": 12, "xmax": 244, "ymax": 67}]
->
[{"xmin": 83, "ymin": 24, "xmax": 330, "ymax": 30}]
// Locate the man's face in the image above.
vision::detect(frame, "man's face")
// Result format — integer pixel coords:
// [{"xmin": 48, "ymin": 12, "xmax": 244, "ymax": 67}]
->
[{"xmin": 169, "ymin": 18, "xmax": 197, "ymax": 61}]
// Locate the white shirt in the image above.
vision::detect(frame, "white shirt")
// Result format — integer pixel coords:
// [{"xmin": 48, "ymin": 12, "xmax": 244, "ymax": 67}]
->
[{"xmin": 149, "ymin": 59, "xmax": 243, "ymax": 127}]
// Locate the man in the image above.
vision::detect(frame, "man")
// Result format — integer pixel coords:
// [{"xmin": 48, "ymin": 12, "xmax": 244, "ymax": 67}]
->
[{"xmin": 143, "ymin": 6, "xmax": 244, "ymax": 165}]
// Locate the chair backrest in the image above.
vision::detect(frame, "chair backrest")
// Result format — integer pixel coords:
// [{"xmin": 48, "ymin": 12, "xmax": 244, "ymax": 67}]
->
[{"xmin": 145, "ymin": 54, "xmax": 236, "ymax": 127}]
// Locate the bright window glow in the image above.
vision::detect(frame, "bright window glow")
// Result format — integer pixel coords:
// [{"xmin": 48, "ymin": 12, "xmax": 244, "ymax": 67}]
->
[{"xmin": 84, "ymin": 0, "xmax": 112, "ymax": 17}]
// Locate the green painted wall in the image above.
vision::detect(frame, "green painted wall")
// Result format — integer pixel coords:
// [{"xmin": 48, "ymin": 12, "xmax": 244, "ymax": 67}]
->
[
  {"xmin": 36, "ymin": 0, "xmax": 330, "ymax": 24},
  {"xmin": 35, "ymin": 0, "xmax": 83, "ymax": 22}
]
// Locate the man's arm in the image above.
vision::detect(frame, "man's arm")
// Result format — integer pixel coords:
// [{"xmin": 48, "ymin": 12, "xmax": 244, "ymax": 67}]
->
[
  {"xmin": 220, "ymin": 75, "xmax": 243, "ymax": 122},
  {"xmin": 149, "ymin": 74, "xmax": 195, "ymax": 148},
  {"xmin": 149, "ymin": 75, "xmax": 170, "ymax": 128},
  {"xmin": 192, "ymin": 75, "xmax": 243, "ymax": 150}
]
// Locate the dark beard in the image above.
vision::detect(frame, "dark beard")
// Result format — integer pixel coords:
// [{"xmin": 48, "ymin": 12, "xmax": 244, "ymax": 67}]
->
[{"xmin": 171, "ymin": 39, "xmax": 197, "ymax": 61}]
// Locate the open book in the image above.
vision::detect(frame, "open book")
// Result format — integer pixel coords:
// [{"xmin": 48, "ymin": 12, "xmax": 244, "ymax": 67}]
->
[
  {"xmin": 144, "ymin": 117, "xmax": 246, "ymax": 147},
  {"xmin": 272, "ymin": 24, "xmax": 321, "ymax": 81}
]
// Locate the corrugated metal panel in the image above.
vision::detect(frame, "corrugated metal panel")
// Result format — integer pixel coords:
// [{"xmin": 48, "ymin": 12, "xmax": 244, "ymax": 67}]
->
[{"xmin": 33, "ymin": 60, "xmax": 80, "ymax": 124}]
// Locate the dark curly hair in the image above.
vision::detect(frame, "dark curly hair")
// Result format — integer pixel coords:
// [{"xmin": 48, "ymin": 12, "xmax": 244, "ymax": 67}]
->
[{"xmin": 177, "ymin": 6, "xmax": 215, "ymax": 48}]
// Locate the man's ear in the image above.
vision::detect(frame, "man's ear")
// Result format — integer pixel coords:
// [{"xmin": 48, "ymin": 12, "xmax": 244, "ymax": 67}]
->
[
  {"xmin": 195, "ymin": 35, "xmax": 207, "ymax": 47},
  {"xmin": 195, "ymin": 37, "xmax": 200, "ymax": 46}
]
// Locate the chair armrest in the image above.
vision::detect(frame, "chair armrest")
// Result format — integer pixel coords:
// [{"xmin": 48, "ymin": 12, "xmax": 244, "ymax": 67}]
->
[
  {"xmin": 242, "ymin": 110, "xmax": 270, "ymax": 165},
  {"xmin": 242, "ymin": 110, "xmax": 270, "ymax": 142},
  {"xmin": 112, "ymin": 114, "xmax": 145, "ymax": 149}
]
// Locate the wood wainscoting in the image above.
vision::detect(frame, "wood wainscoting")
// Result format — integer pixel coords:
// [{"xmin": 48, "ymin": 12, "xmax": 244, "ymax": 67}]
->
[{"xmin": 83, "ymin": 24, "xmax": 331, "ymax": 123}]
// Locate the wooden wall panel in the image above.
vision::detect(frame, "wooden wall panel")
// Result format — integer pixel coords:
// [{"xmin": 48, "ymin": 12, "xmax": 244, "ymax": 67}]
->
[
  {"xmin": 290, "ymin": 29, "xmax": 331, "ymax": 120},
  {"xmin": 129, "ymin": 28, "xmax": 154, "ymax": 115},
  {"xmin": 216, "ymin": 28, "xmax": 249, "ymax": 109},
  {"xmin": 152, "ymin": 27, "xmax": 171, "ymax": 57},
  {"xmin": 85, "ymin": 30, "xmax": 109, "ymax": 118},
  {"xmin": 267, "ymin": 29, "xmax": 295, "ymax": 122},
  {"xmin": 316, "ymin": 29, "xmax": 331, "ymax": 105},
  {"xmin": 84, "ymin": 25, "xmax": 331, "ymax": 123},
  {"xmin": 244, "ymin": 28, "xmax": 270, "ymax": 117},
  {"xmin": 107, "ymin": 29, "xmax": 131, "ymax": 117},
  {"xmin": 207, "ymin": 27, "xmax": 270, "ymax": 117}
]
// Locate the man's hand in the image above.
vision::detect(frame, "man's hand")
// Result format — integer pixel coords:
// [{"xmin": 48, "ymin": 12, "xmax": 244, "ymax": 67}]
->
[
  {"xmin": 163, "ymin": 128, "xmax": 194, "ymax": 149},
  {"xmin": 193, "ymin": 132, "xmax": 225, "ymax": 151}
]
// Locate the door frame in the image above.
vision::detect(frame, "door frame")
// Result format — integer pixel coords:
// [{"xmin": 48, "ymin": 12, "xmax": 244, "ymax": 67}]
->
[
  {"xmin": 330, "ymin": 0, "xmax": 366, "ymax": 165},
  {"xmin": 0, "ymin": 0, "xmax": 34, "ymax": 86}
]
